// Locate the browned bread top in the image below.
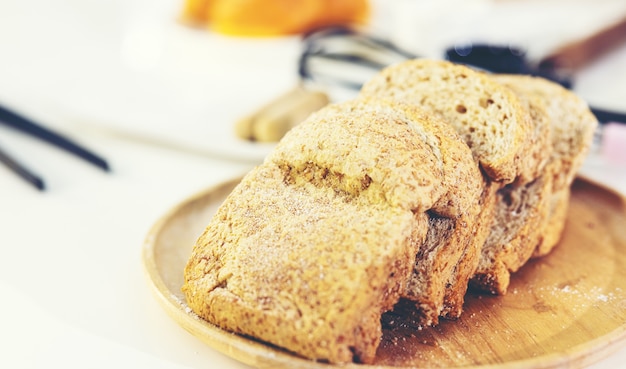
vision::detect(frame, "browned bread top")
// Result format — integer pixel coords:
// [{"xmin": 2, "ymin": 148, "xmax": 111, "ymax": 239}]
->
[
  {"xmin": 184, "ymin": 98, "xmax": 480, "ymax": 364},
  {"xmin": 360, "ymin": 59, "xmax": 537, "ymax": 184},
  {"xmin": 184, "ymin": 164, "xmax": 427, "ymax": 363},
  {"xmin": 491, "ymin": 74, "xmax": 598, "ymax": 191},
  {"xmin": 183, "ymin": 63, "xmax": 597, "ymax": 364},
  {"xmin": 267, "ymin": 98, "xmax": 481, "ymax": 217}
]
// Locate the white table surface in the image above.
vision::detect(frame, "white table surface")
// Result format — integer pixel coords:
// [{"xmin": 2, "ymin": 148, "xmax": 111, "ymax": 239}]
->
[{"xmin": 1, "ymin": 0, "xmax": 625, "ymax": 368}]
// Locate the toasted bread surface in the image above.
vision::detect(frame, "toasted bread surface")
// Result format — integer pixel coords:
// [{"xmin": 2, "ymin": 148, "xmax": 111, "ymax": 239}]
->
[
  {"xmin": 360, "ymin": 59, "xmax": 536, "ymax": 184},
  {"xmin": 184, "ymin": 99, "xmax": 470, "ymax": 363},
  {"xmin": 183, "ymin": 64, "xmax": 597, "ymax": 363}
]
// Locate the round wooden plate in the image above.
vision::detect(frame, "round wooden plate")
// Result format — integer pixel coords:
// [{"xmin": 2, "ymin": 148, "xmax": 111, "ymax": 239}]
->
[{"xmin": 142, "ymin": 176, "xmax": 626, "ymax": 369}]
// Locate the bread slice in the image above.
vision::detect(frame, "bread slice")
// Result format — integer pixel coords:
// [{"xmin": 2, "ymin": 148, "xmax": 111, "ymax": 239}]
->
[
  {"xmin": 184, "ymin": 164, "xmax": 427, "ymax": 363},
  {"xmin": 491, "ymin": 75, "xmax": 598, "ymax": 192},
  {"xmin": 442, "ymin": 176, "xmax": 498, "ymax": 318},
  {"xmin": 183, "ymin": 99, "xmax": 472, "ymax": 364},
  {"xmin": 470, "ymin": 174, "xmax": 552, "ymax": 294},
  {"xmin": 491, "ymin": 75, "xmax": 597, "ymax": 259},
  {"xmin": 360, "ymin": 60, "xmax": 552, "ymax": 299},
  {"xmin": 360, "ymin": 59, "xmax": 537, "ymax": 184},
  {"xmin": 383, "ymin": 178, "xmax": 493, "ymax": 321},
  {"xmin": 273, "ymin": 98, "xmax": 484, "ymax": 326},
  {"xmin": 367, "ymin": 100, "xmax": 485, "ymax": 325},
  {"xmin": 465, "ymin": 76, "xmax": 554, "ymax": 294},
  {"xmin": 533, "ymin": 188, "xmax": 571, "ymax": 257},
  {"xmin": 267, "ymin": 99, "xmax": 449, "ymax": 214}
]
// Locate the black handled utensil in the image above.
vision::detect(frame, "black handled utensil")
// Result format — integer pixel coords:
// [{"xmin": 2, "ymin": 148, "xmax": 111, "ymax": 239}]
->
[{"xmin": 0, "ymin": 104, "xmax": 110, "ymax": 191}]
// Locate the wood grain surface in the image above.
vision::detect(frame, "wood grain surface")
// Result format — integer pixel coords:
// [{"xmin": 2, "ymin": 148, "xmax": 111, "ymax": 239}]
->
[{"xmin": 142, "ymin": 177, "xmax": 626, "ymax": 369}]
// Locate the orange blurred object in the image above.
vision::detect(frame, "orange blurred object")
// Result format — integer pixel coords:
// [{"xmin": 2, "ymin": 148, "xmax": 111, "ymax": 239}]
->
[
  {"xmin": 180, "ymin": 0, "xmax": 370, "ymax": 36},
  {"xmin": 180, "ymin": 0, "xmax": 212, "ymax": 26}
]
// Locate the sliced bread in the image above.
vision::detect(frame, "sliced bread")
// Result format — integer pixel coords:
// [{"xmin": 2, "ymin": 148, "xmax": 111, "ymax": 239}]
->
[
  {"xmin": 468, "ymin": 75, "xmax": 555, "ymax": 294},
  {"xmin": 491, "ymin": 75, "xmax": 598, "ymax": 259},
  {"xmin": 533, "ymin": 188, "xmax": 571, "ymax": 257},
  {"xmin": 184, "ymin": 98, "xmax": 474, "ymax": 363},
  {"xmin": 359, "ymin": 59, "xmax": 538, "ymax": 184},
  {"xmin": 360, "ymin": 60, "xmax": 552, "ymax": 298},
  {"xmin": 491, "ymin": 75, "xmax": 598, "ymax": 192}
]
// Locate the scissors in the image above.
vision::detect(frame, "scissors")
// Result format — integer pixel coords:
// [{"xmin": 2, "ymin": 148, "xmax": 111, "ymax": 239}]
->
[{"xmin": 0, "ymin": 104, "xmax": 110, "ymax": 191}]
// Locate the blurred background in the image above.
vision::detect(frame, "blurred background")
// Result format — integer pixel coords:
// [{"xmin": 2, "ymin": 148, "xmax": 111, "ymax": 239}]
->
[
  {"xmin": 1, "ymin": 0, "xmax": 625, "ymax": 162},
  {"xmin": 1, "ymin": 1, "xmax": 625, "ymax": 368}
]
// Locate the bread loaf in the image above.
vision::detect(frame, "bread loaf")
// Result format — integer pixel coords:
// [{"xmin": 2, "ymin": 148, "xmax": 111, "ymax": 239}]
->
[
  {"xmin": 360, "ymin": 59, "xmax": 549, "ymax": 300},
  {"xmin": 184, "ymin": 98, "xmax": 480, "ymax": 363},
  {"xmin": 183, "ymin": 60, "xmax": 597, "ymax": 363},
  {"xmin": 492, "ymin": 75, "xmax": 597, "ymax": 193}
]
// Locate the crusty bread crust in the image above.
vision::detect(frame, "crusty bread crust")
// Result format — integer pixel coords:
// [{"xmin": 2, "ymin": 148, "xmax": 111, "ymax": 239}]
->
[
  {"xmin": 183, "ymin": 63, "xmax": 597, "ymax": 363},
  {"xmin": 442, "ymin": 175, "xmax": 497, "ymax": 318},
  {"xmin": 470, "ymin": 175, "xmax": 553, "ymax": 294},
  {"xmin": 269, "ymin": 99, "xmax": 449, "ymax": 212},
  {"xmin": 490, "ymin": 75, "xmax": 597, "ymax": 261},
  {"xmin": 467, "ymin": 77, "xmax": 554, "ymax": 295},
  {"xmin": 359, "ymin": 61, "xmax": 559, "ymax": 298},
  {"xmin": 184, "ymin": 99, "xmax": 479, "ymax": 363},
  {"xmin": 381, "ymin": 101, "xmax": 484, "ymax": 325},
  {"xmin": 533, "ymin": 188, "xmax": 571, "ymax": 257},
  {"xmin": 360, "ymin": 59, "xmax": 536, "ymax": 184},
  {"xmin": 491, "ymin": 75, "xmax": 597, "ymax": 192},
  {"xmin": 184, "ymin": 164, "xmax": 427, "ymax": 363}
]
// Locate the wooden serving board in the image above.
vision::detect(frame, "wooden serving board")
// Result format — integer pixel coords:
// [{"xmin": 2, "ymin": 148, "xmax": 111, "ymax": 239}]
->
[{"xmin": 142, "ymin": 177, "xmax": 626, "ymax": 369}]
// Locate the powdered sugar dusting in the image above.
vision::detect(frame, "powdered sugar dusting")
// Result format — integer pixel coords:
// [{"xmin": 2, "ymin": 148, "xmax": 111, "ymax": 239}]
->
[
  {"xmin": 531, "ymin": 282, "xmax": 625, "ymax": 313},
  {"xmin": 171, "ymin": 292, "xmax": 201, "ymax": 320}
]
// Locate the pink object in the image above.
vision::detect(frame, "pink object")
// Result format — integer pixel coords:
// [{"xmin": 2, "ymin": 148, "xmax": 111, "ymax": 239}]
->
[{"xmin": 602, "ymin": 122, "xmax": 626, "ymax": 165}]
